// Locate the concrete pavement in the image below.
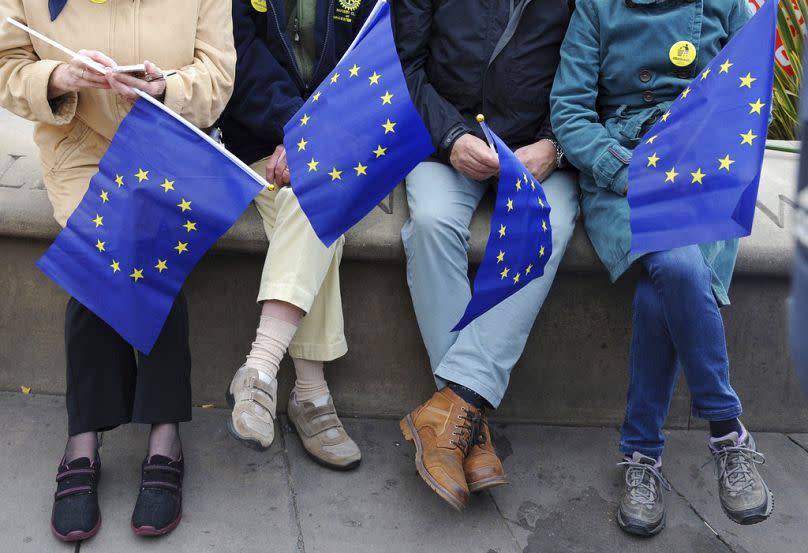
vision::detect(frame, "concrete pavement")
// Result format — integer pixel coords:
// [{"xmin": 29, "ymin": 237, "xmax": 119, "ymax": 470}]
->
[{"xmin": 2, "ymin": 391, "xmax": 808, "ymax": 553}]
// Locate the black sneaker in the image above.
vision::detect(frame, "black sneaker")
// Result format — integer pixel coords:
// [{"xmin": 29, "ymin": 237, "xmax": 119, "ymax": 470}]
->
[
  {"xmin": 710, "ymin": 430, "xmax": 773, "ymax": 525},
  {"xmin": 51, "ymin": 455, "xmax": 102, "ymax": 542},
  {"xmin": 131, "ymin": 454, "xmax": 184, "ymax": 537},
  {"xmin": 617, "ymin": 452, "xmax": 670, "ymax": 537}
]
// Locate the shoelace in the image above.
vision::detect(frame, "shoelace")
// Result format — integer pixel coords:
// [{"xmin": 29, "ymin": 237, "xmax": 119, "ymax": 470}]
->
[
  {"xmin": 711, "ymin": 445, "xmax": 766, "ymax": 493},
  {"xmin": 450, "ymin": 407, "xmax": 482, "ymax": 455},
  {"xmin": 617, "ymin": 460, "xmax": 671, "ymax": 505}
]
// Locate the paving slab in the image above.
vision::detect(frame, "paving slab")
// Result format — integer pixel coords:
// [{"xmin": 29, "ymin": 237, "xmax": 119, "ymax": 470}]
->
[
  {"xmin": 487, "ymin": 424, "xmax": 732, "ymax": 553},
  {"xmin": 282, "ymin": 416, "xmax": 521, "ymax": 553},
  {"xmin": 664, "ymin": 430, "xmax": 808, "ymax": 553},
  {"xmin": 787, "ymin": 433, "xmax": 808, "ymax": 452}
]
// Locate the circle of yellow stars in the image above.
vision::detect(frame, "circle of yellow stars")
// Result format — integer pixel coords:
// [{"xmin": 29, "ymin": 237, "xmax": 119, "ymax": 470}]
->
[
  {"xmin": 93, "ymin": 168, "xmax": 197, "ymax": 283},
  {"xmin": 642, "ymin": 57, "xmax": 765, "ymax": 189}
]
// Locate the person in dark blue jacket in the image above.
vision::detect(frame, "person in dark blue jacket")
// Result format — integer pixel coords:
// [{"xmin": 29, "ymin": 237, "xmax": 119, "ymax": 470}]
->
[{"xmin": 219, "ymin": 0, "xmax": 372, "ymax": 471}]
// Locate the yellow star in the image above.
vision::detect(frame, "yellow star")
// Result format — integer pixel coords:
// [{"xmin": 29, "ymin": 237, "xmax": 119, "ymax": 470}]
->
[
  {"xmin": 513, "ymin": 272, "xmax": 521, "ymax": 285},
  {"xmin": 373, "ymin": 145, "xmax": 387, "ymax": 158},
  {"xmin": 134, "ymin": 168, "xmax": 149, "ymax": 183},
  {"xmin": 115, "ymin": 174, "xmax": 125, "ymax": 187},
  {"xmin": 718, "ymin": 154, "xmax": 735, "ymax": 171},
  {"xmin": 183, "ymin": 220, "xmax": 197, "ymax": 232},
  {"xmin": 740, "ymin": 129, "xmax": 758, "ymax": 145},
  {"xmin": 515, "ymin": 178, "xmax": 522, "ymax": 191},
  {"xmin": 300, "ymin": 113, "xmax": 310, "ymax": 126},
  {"xmin": 500, "ymin": 267, "xmax": 510, "ymax": 280},
  {"xmin": 701, "ymin": 68, "xmax": 711, "ymax": 80},
  {"xmin": 719, "ymin": 59, "xmax": 733, "ymax": 73},
  {"xmin": 330, "ymin": 72, "xmax": 340, "ymax": 84},
  {"xmin": 177, "ymin": 198, "xmax": 192, "ymax": 212},
  {"xmin": 498, "ymin": 224, "xmax": 506, "ymax": 238},
  {"xmin": 539, "ymin": 197, "xmax": 545, "ymax": 208},
  {"xmin": 690, "ymin": 168, "xmax": 706, "ymax": 185},
  {"xmin": 382, "ymin": 119, "xmax": 396, "ymax": 134},
  {"xmin": 525, "ymin": 264, "xmax": 533, "ymax": 275},
  {"xmin": 646, "ymin": 135, "xmax": 658, "ymax": 145},
  {"xmin": 681, "ymin": 87, "xmax": 691, "ymax": 99},
  {"xmin": 665, "ymin": 167, "xmax": 679, "ymax": 183},
  {"xmin": 368, "ymin": 71, "xmax": 381, "ymax": 85},
  {"xmin": 496, "ymin": 250, "xmax": 505, "ymax": 263},
  {"xmin": 312, "ymin": 91, "xmax": 322, "ymax": 101},
  {"xmin": 130, "ymin": 268, "xmax": 144, "ymax": 282},
  {"xmin": 348, "ymin": 64, "xmax": 360, "ymax": 77},
  {"xmin": 328, "ymin": 167, "xmax": 343, "ymax": 181},
  {"xmin": 530, "ymin": 180, "xmax": 536, "ymax": 191},
  {"xmin": 739, "ymin": 72, "xmax": 757, "ymax": 88},
  {"xmin": 542, "ymin": 220, "xmax": 548, "ymax": 232},
  {"xmin": 647, "ymin": 153, "xmax": 660, "ymax": 167},
  {"xmin": 174, "ymin": 241, "xmax": 189, "ymax": 254},
  {"xmin": 749, "ymin": 98, "xmax": 766, "ymax": 115},
  {"xmin": 661, "ymin": 111, "xmax": 671, "ymax": 122},
  {"xmin": 95, "ymin": 239, "xmax": 105, "ymax": 252},
  {"xmin": 307, "ymin": 158, "xmax": 319, "ymax": 172},
  {"xmin": 506, "ymin": 198, "xmax": 513, "ymax": 212},
  {"xmin": 110, "ymin": 260, "xmax": 120, "ymax": 273},
  {"xmin": 539, "ymin": 245, "xmax": 546, "ymax": 257},
  {"xmin": 380, "ymin": 91, "xmax": 393, "ymax": 105},
  {"xmin": 160, "ymin": 179, "xmax": 175, "ymax": 192},
  {"xmin": 100, "ymin": 190, "xmax": 109, "ymax": 203},
  {"xmin": 92, "ymin": 214, "xmax": 104, "ymax": 228},
  {"xmin": 353, "ymin": 162, "xmax": 368, "ymax": 176},
  {"xmin": 155, "ymin": 259, "xmax": 168, "ymax": 273},
  {"xmin": 297, "ymin": 138, "xmax": 308, "ymax": 152}
]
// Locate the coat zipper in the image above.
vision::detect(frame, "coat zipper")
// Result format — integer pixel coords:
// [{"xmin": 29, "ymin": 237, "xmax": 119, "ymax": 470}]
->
[
  {"xmin": 308, "ymin": 0, "xmax": 336, "ymax": 96},
  {"xmin": 267, "ymin": 0, "xmax": 306, "ymax": 90}
]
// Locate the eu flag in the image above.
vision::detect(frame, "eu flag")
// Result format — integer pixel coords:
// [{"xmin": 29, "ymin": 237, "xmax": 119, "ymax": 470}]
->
[
  {"xmin": 453, "ymin": 125, "xmax": 553, "ymax": 331},
  {"xmin": 37, "ymin": 94, "xmax": 265, "ymax": 353},
  {"xmin": 628, "ymin": 0, "xmax": 776, "ymax": 253},
  {"xmin": 283, "ymin": 0, "xmax": 433, "ymax": 247}
]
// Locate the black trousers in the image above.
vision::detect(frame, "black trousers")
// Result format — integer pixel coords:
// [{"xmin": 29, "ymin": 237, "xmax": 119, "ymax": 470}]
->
[{"xmin": 65, "ymin": 293, "xmax": 192, "ymax": 436}]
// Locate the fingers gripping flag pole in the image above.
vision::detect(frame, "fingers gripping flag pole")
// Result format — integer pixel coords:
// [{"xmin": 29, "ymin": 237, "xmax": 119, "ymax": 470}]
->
[{"xmin": 453, "ymin": 116, "xmax": 553, "ymax": 331}]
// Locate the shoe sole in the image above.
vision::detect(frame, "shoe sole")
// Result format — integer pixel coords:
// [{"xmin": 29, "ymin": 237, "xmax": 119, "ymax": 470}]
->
[
  {"xmin": 617, "ymin": 509, "xmax": 665, "ymax": 538},
  {"xmin": 468, "ymin": 475, "xmax": 509, "ymax": 493},
  {"xmin": 225, "ymin": 388, "xmax": 273, "ymax": 452},
  {"xmin": 723, "ymin": 488, "xmax": 774, "ymax": 525},
  {"xmin": 132, "ymin": 513, "xmax": 182, "ymax": 537},
  {"xmin": 400, "ymin": 415, "xmax": 467, "ymax": 512},
  {"xmin": 286, "ymin": 420, "xmax": 362, "ymax": 472},
  {"xmin": 51, "ymin": 514, "xmax": 102, "ymax": 542}
]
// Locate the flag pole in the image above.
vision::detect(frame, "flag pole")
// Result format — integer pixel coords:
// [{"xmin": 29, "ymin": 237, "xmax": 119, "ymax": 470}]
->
[
  {"xmin": 476, "ymin": 114, "xmax": 497, "ymax": 153},
  {"xmin": 4, "ymin": 17, "xmax": 107, "ymax": 73}
]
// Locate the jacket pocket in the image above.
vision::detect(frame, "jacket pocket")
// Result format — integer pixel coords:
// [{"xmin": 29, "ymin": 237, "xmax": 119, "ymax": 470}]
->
[{"xmin": 38, "ymin": 119, "xmax": 92, "ymax": 175}]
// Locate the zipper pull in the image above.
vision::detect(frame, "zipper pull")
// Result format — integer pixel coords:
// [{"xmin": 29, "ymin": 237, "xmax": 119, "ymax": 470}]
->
[{"xmin": 293, "ymin": 17, "xmax": 300, "ymax": 42}]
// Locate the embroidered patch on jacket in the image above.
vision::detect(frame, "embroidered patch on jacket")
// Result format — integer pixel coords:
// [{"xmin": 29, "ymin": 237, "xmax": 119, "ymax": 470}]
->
[{"xmin": 335, "ymin": 0, "xmax": 361, "ymax": 23}]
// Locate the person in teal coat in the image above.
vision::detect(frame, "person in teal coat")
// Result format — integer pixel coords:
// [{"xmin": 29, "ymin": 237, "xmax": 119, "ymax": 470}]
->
[{"xmin": 551, "ymin": 0, "xmax": 774, "ymax": 537}]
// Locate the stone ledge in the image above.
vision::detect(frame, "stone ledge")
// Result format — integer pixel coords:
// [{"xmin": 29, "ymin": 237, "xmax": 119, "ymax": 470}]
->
[{"xmin": 0, "ymin": 109, "xmax": 798, "ymax": 276}]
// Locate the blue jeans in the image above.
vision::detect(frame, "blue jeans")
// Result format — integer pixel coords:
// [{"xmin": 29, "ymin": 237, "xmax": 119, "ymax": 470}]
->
[
  {"xmin": 620, "ymin": 246, "xmax": 743, "ymax": 459},
  {"xmin": 402, "ymin": 162, "xmax": 579, "ymax": 408}
]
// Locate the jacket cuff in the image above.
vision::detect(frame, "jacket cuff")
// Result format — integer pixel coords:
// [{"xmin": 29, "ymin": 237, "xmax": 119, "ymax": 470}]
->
[
  {"xmin": 438, "ymin": 123, "xmax": 472, "ymax": 163},
  {"xmin": 27, "ymin": 60, "xmax": 77, "ymax": 125},
  {"xmin": 593, "ymin": 143, "xmax": 632, "ymax": 196},
  {"xmin": 162, "ymin": 73, "xmax": 185, "ymax": 115}
]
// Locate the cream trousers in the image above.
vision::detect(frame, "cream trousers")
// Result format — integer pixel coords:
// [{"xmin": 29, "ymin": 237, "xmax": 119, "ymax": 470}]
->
[{"xmin": 250, "ymin": 158, "xmax": 347, "ymax": 362}]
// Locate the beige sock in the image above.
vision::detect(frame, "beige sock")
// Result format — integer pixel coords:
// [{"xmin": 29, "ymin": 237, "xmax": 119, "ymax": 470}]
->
[
  {"xmin": 244, "ymin": 316, "xmax": 298, "ymax": 379},
  {"xmin": 292, "ymin": 358, "xmax": 330, "ymax": 403}
]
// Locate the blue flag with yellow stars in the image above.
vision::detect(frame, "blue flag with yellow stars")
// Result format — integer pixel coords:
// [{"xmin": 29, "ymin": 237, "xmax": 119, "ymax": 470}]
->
[
  {"xmin": 628, "ymin": 0, "xmax": 776, "ymax": 254},
  {"xmin": 283, "ymin": 0, "xmax": 433, "ymax": 247},
  {"xmin": 37, "ymin": 93, "xmax": 266, "ymax": 353},
  {"xmin": 453, "ymin": 126, "xmax": 553, "ymax": 331}
]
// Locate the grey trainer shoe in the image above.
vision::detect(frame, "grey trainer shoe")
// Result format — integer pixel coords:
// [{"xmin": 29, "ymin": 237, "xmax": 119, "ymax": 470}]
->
[
  {"xmin": 617, "ymin": 452, "xmax": 670, "ymax": 537},
  {"xmin": 225, "ymin": 364, "xmax": 278, "ymax": 451},
  {"xmin": 710, "ymin": 431, "xmax": 773, "ymax": 525},
  {"xmin": 287, "ymin": 391, "xmax": 361, "ymax": 471}
]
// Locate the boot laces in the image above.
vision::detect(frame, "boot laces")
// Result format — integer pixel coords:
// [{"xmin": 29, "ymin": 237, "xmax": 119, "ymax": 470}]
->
[
  {"xmin": 450, "ymin": 407, "xmax": 482, "ymax": 455},
  {"xmin": 712, "ymin": 445, "xmax": 765, "ymax": 493},
  {"xmin": 617, "ymin": 460, "xmax": 671, "ymax": 505}
]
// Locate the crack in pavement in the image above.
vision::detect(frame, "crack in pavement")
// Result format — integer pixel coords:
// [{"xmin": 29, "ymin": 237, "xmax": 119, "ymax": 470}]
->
[
  {"xmin": 786, "ymin": 435, "xmax": 808, "ymax": 457},
  {"xmin": 278, "ymin": 420, "xmax": 306, "ymax": 553},
  {"xmin": 485, "ymin": 489, "xmax": 523, "ymax": 553},
  {"xmin": 667, "ymin": 480, "xmax": 738, "ymax": 553}
]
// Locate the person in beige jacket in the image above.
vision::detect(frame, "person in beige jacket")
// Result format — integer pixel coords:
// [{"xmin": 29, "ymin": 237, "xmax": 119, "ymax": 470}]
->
[{"xmin": 0, "ymin": 0, "xmax": 235, "ymax": 541}]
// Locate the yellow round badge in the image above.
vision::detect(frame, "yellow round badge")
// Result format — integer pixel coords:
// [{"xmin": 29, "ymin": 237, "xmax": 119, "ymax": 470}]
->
[
  {"xmin": 669, "ymin": 41, "xmax": 697, "ymax": 67},
  {"xmin": 89, "ymin": 0, "xmax": 107, "ymax": 4},
  {"xmin": 251, "ymin": 0, "xmax": 268, "ymax": 13}
]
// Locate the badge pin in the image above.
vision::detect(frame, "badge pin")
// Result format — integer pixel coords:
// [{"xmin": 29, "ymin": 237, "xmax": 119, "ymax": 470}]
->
[
  {"xmin": 251, "ymin": 0, "xmax": 268, "ymax": 13},
  {"xmin": 669, "ymin": 40, "xmax": 697, "ymax": 67}
]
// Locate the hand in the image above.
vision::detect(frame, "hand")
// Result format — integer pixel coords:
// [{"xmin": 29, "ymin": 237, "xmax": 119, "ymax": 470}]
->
[
  {"xmin": 47, "ymin": 50, "xmax": 115, "ymax": 99},
  {"xmin": 449, "ymin": 133, "xmax": 500, "ymax": 181},
  {"xmin": 106, "ymin": 60, "xmax": 167, "ymax": 103},
  {"xmin": 265, "ymin": 145, "xmax": 291, "ymax": 187},
  {"xmin": 514, "ymin": 140, "xmax": 557, "ymax": 182}
]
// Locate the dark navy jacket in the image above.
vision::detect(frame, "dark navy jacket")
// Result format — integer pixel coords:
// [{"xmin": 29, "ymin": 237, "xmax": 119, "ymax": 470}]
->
[{"xmin": 220, "ymin": 0, "xmax": 372, "ymax": 164}]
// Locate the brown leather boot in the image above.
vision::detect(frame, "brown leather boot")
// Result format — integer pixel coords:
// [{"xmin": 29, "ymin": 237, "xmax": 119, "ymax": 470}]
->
[
  {"xmin": 464, "ymin": 411, "xmax": 508, "ymax": 492},
  {"xmin": 399, "ymin": 388, "xmax": 479, "ymax": 511}
]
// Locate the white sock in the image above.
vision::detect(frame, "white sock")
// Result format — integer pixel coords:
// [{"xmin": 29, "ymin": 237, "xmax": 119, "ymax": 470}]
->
[
  {"xmin": 244, "ymin": 316, "xmax": 298, "ymax": 379},
  {"xmin": 292, "ymin": 358, "xmax": 330, "ymax": 403}
]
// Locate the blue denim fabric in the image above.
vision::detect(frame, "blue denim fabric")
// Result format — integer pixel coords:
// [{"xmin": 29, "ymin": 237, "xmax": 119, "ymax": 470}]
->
[{"xmin": 620, "ymin": 246, "xmax": 742, "ymax": 459}]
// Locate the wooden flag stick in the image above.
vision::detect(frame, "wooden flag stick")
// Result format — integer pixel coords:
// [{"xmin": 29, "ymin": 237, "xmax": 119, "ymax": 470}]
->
[{"xmin": 4, "ymin": 17, "xmax": 107, "ymax": 73}]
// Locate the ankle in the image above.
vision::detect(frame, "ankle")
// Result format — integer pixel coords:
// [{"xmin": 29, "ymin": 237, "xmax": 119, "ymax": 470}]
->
[
  {"xmin": 148, "ymin": 423, "xmax": 182, "ymax": 460},
  {"xmin": 64, "ymin": 432, "xmax": 98, "ymax": 463},
  {"xmin": 709, "ymin": 418, "xmax": 744, "ymax": 439}
]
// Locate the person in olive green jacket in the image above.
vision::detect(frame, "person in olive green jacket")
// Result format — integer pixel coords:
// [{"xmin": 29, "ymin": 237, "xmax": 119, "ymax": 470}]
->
[{"xmin": 551, "ymin": 0, "xmax": 773, "ymax": 537}]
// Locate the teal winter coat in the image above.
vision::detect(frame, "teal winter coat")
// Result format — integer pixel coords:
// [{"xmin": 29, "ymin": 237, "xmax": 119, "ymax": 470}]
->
[{"xmin": 550, "ymin": 0, "xmax": 752, "ymax": 305}]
